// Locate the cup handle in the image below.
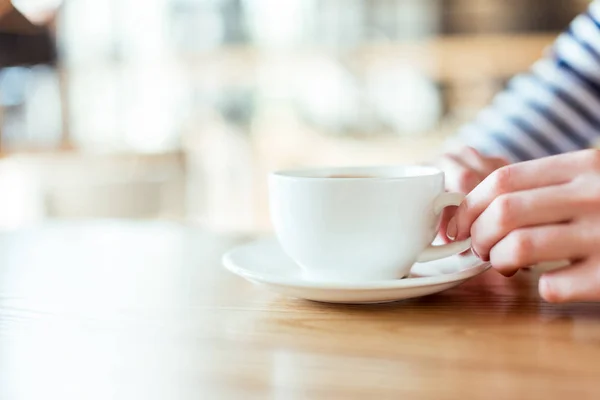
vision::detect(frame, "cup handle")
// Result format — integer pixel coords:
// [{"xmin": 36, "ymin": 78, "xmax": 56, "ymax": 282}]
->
[{"xmin": 416, "ymin": 192, "xmax": 472, "ymax": 263}]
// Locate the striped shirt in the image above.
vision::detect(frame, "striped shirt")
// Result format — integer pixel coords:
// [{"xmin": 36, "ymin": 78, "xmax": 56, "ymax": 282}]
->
[{"xmin": 454, "ymin": 0, "xmax": 600, "ymax": 163}]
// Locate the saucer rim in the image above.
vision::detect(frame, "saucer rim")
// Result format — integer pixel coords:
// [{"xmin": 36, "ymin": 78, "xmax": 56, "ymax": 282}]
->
[{"xmin": 222, "ymin": 238, "xmax": 491, "ymax": 291}]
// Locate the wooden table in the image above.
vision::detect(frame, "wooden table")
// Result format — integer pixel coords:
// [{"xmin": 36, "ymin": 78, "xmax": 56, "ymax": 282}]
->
[{"xmin": 1, "ymin": 221, "xmax": 599, "ymax": 399}]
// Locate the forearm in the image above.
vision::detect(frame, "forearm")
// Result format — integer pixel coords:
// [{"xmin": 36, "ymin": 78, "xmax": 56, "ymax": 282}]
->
[{"xmin": 452, "ymin": 1, "xmax": 600, "ymax": 162}]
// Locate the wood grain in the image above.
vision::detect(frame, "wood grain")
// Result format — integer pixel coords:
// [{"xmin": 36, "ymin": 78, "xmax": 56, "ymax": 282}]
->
[{"xmin": 1, "ymin": 221, "xmax": 599, "ymax": 400}]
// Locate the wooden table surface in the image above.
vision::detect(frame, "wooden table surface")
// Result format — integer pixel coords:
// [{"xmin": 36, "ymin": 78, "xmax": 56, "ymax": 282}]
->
[{"xmin": 1, "ymin": 221, "xmax": 599, "ymax": 400}]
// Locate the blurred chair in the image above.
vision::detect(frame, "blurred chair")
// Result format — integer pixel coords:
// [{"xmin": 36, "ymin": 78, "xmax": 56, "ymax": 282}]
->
[{"xmin": 0, "ymin": 2, "xmax": 56, "ymax": 66}]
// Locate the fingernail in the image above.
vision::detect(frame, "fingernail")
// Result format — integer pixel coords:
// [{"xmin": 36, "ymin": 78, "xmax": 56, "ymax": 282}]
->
[
  {"xmin": 447, "ymin": 218, "xmax": 457, "ymax": 240},
  {"xmin": 539, "ymin": 277, "xmax": 561, "ymax": 302},
  {"xmin": 539, "ymin": 277, "xmax": 550, "ymax": 301}
]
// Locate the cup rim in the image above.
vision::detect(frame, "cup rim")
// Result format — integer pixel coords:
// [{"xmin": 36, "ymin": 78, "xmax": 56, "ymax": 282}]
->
[{"xmin": 270, "ymin": 164, "xmax": 443, "ymax": 181}]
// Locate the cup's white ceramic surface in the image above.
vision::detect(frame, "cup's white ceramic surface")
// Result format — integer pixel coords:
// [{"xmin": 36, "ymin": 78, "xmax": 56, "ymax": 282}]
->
[{"xmin": 269, "ymin": 165, "xmax": 471, "ymax": 282}]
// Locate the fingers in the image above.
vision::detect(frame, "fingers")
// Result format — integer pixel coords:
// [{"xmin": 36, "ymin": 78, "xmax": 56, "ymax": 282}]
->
[
  {"xmin": 440, "ymin": 149, "xmax": 600, "ymax": 302},
  {"xmin": 439, "ymin": 206, "xmax": 458, "ymax": 242},
  {"xmin": 450, "ymin": 150, "xmax": 600, "ymax": 241},
  {"xmin": 470, "ymin": 183, "xmax": 577, "ymax": 260},
  {"xmin": 459, "ymin": 147, "xmax": 508, "ymax": 174},
  {"xmin": 455, "ymin": 147, "xmax": 493, "ymax": 175},
  {"xmin": 488, "ymin": 223, "xmax": 591, "ymax": 277},
  {"xmin": 438, "ymin": 155, "xmax": 483, "ymax": 194},
  {"xmin": 437, "ymin": 147, "xmax": 503, "ymax": 240},
  {"xmin": 488, "ymin": 156, "xmax": 510, "ymax": 171},
  {"xmin": 539, "ymin": 256, "xmax": 600, "ymax": 303},
  {"xmin": 438, "ymin": 147, "xmax": 506, "ymax": 194}
]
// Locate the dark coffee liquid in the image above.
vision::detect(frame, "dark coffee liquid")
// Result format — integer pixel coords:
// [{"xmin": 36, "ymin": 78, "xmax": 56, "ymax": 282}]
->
[{"xmin": 327, "ymin": 174, "xmax": 375, "ymax": 179}]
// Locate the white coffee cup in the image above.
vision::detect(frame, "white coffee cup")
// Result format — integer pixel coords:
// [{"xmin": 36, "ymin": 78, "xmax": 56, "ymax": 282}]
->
[{"xmin": 269, "ymin": 165, "xmax": 471, "ymax": 282}]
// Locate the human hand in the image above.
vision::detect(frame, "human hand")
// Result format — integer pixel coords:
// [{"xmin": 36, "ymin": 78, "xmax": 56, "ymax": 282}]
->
[
  {"xmin": 435, "ymin": 147, "xmax": 508, "ymax": 241},
  {"xmin": 447, "ymin": 150, "xmax": 600, "ymax": 303}
]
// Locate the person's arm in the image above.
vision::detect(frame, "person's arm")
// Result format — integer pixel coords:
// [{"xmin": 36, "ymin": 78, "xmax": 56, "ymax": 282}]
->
[{"xmin": 452, "ymin": 0, "xmax": 600, "ymax": 163}]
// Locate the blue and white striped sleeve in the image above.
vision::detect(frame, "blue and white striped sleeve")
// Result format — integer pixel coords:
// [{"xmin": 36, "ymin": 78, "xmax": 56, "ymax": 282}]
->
[{"xmin": 451, "ymin": 0, "xmax": 600, "ymax": 163}]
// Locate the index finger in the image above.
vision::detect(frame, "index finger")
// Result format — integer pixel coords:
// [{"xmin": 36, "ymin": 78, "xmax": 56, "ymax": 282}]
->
[{"xmin": 450, "ymin": 150, "xmax": 600, "ymax": 241}]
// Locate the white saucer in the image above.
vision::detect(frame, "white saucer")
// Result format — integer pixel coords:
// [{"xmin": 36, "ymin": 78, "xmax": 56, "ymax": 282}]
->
[{"xmin": 222, "ymin": 238, "xmax": 491, "ymax": 304}]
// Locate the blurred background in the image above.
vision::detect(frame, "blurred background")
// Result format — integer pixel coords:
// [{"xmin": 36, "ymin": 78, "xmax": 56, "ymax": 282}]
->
[{"xmin": 0, "ymin": 0, "xmax": 589, "ymax": 233}]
